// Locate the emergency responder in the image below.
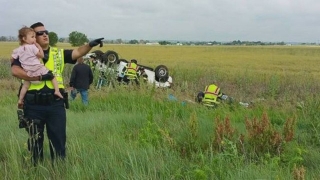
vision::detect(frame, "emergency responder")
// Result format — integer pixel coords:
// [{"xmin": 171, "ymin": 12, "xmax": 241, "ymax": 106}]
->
[
  {"xmin": 121, "ymin": 59, "xmax": 147, "ymax": 85},
  {"xmin": 11, "ymin": 22, "xmax": 104, "ymax": 165},
  {"xmin": 196, "ymin": 83, "xmax": 251, "ymax": 108},
  {"xmin": 196, "ymin": 83, "xmax": 231, "ymax": 107}
]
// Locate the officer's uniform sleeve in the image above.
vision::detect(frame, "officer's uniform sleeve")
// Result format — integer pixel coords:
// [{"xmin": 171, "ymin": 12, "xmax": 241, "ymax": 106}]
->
[
  {"xmin": 11, "ymin": 58, "xmax": 22, "ymax": 67},
  {"xmin": 64, "ymin": 50, "xmax": 76, "ymax": 64}
]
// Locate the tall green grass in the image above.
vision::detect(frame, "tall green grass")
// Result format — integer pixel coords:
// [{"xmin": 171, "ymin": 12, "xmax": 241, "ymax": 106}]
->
[{"xmin": 1, "ymin": 44, "xmax": 320, "ymax": 179}]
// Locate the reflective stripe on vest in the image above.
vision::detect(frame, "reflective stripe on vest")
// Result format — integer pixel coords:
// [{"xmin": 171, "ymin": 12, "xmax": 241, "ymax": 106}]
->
[
  {"xmin": 203, "ymin": 84, "xmax": 220, "ymax": 103},
  {"xmin": 28, "ymin": 47, "xmax": 65, "ymax": 90},
  {"xmin": 125, "ymin": 62, "xmax": 138, "ymax": 78}
]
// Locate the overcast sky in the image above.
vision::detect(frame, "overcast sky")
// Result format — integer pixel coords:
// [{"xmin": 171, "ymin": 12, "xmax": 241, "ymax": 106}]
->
[{"xmin": 1, "ymin": 0, "xmax": 319, "ymax": 42}]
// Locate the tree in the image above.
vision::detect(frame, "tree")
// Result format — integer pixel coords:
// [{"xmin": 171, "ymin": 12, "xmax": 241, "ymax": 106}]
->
[
  {"xmin": 158, "ymin": 41, "xmax": 171, "ymax": 45},
  {"xmin": 68, "ymin": 31, "xmax": 88, "ymax": 46},
  {"xmin": 0, "ymin": 36, "xmax": 7, "ymax": 41},
  {"xmin": 49, "ymin": 32, "xmax": 58, "ymax": 46},
  {"xmin": 58, "ymin": 37, "xmax": 66, "ymax": 43},
  {"xmin": 129, "ymin": 39, "xmax": 139, "ymax": 44},
  {"xmin": 115, "ymin": 38, "xmax": 123, "ymax": 44}
]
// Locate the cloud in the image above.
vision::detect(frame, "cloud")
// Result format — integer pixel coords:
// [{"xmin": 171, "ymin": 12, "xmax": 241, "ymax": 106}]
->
[{"xmin": 1, "ymin": 0, "xmax": 320, "ymax": 42}]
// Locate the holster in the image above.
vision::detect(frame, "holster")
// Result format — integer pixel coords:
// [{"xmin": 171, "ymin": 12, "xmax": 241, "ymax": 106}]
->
[{"xmin": 63, "ymin": 92, "xmax": 69, "ymax": 109}]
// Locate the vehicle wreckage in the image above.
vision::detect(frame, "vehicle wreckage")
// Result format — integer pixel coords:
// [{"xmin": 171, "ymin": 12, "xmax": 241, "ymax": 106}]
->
[{"xmin": 83, "ymin": 50, "xmax": 173, "ymax": 89}]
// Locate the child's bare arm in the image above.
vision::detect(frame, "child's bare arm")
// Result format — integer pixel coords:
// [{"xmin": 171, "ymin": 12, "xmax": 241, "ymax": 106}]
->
[{"xmin": 35, "ymin": 43, "xmax": 44, "ymax": 59}]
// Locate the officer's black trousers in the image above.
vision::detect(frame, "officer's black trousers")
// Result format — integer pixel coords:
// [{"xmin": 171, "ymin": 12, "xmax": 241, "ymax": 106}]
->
[{"xmin": 24, "ymin": 98, "xmax": 66, "ymax": 163}]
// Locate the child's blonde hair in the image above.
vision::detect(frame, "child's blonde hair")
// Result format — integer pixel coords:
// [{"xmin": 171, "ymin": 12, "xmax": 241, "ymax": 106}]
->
[{"xmin": 18, "ymin": 26, "xmax": 35, "ymax": 45}]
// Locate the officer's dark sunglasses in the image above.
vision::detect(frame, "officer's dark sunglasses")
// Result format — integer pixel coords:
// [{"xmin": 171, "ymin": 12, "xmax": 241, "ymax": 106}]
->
[{"xmin": 35, "ymin": 30, "xmax": 49, "ymax": 36}]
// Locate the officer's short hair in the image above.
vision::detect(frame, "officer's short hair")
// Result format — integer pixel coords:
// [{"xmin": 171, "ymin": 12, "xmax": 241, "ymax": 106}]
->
[{"xmin": 30, "ymin": 22, "xmax": 44, "ymax": 29}]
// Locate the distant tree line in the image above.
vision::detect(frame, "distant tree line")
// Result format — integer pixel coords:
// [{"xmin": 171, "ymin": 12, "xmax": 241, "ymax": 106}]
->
[
  {"xmin": 0, "ymin": 31, "xmax": 89, "ymax": 47},
  {"xmin": 0, "ymin": 34, "xmax": 318, "ymax": 46}
]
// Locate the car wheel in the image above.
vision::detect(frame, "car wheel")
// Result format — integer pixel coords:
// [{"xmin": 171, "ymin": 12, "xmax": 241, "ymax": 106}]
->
[
  {"xmin": 102, "ymin": 50, "xmax": 119, "ymax": 64},
  {"xmin": 155, "ymin": 65, "xmax": 169, "ymax": 82}
]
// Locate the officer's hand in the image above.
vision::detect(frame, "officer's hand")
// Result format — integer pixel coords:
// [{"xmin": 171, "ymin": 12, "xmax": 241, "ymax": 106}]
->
[
  {"xmin": 89, "ymin": 38, "xmax": 104, "ymax": 47},
  {"xmin": 40, "ymin": 71, "xmax": 54, "ymax": 81}
]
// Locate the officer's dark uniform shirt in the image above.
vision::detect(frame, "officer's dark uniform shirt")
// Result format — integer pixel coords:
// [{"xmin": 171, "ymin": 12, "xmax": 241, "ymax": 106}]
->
[{"xmin": 11, "ymin": 48, "xmax": 75, "ymax": 93}]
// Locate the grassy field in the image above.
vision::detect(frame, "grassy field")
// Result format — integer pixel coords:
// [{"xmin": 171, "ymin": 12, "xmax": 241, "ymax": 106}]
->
[{"xmin": 1, "ymin": 42, "xmax": 320, "ymax": 179}]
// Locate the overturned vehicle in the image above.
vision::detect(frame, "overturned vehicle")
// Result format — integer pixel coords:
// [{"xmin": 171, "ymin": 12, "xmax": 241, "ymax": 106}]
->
[{"xmin": 83, "ymin": 50, "xmax": 173, "ymax": 88}]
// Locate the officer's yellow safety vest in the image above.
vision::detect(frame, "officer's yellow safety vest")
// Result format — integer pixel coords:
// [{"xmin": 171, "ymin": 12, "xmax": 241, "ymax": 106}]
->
[
  {"xmin": 125, "ymin": 62, "xmax": 138, "ymax": 79},
  {"xmin": 202, "ymin": 84, "xmax": 221, "ymax": 105},
  {"xmin": 29, "ymin": 47, "xmax": 65, "ymax": 90}
]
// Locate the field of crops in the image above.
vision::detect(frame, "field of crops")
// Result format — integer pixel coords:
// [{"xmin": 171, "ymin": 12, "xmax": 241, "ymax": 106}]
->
[{"xmin": 1, "ymin": 42, "xmax": 320, "ymax": 179}]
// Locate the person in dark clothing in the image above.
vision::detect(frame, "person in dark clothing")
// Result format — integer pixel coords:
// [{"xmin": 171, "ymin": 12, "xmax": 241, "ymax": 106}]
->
[
  {"xmin": 69, "ymin": 57, "xmax": 93, "ymax": 105},
  {"xmin": 11, "ymin": 22, "xmax": 104, "ymax": 165}
]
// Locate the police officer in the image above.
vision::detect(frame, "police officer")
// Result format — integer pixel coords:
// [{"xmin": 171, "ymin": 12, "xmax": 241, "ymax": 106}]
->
[{"xmin": 11, "ymin": 22, "xmax": 104, "ymax": 164}]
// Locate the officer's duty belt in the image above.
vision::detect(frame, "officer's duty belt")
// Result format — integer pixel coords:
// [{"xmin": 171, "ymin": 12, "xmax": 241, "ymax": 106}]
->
[{"xmin": 25, "ymin": 91, "xmax": 63, "ymax": 105}]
